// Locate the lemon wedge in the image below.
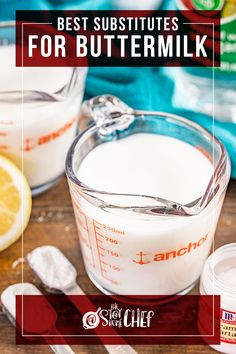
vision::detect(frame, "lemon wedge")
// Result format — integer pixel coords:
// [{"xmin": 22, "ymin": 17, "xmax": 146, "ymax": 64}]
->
[{"xmin": 0, "ymin": 155, "xmax": 32, "ymax": 252}]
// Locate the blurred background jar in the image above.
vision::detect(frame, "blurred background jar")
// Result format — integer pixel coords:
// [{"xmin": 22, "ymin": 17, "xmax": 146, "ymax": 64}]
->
[
  {"xmin": 112, "ymin": 0, "xmax": 163, "ymax": 10},
  {"xmin": 167, "ymin": 0, "xmax": 236, "ymax": 123},
  {"xmin": 0, "ymin": 22, "xmax": 87, "ymax": 196}
]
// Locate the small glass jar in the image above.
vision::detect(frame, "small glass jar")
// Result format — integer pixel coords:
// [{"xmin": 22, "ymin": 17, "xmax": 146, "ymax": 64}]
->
[
  {"xmin": 113, "ymin": 0, "xmax": 163, "ymax": 10},
  {"xmin": 200, "ymin": 244, "xmax": 236, "ymax": 354}
]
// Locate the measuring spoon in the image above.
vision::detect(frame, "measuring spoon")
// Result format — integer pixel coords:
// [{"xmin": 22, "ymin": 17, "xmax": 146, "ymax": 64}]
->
[
  {"xmin": 1, "ymin": 283, "xmax": 75, "ymax": 354},
  {"xmin": 27, "ymin": 245, "xmax": 137, "ymax": 354}
]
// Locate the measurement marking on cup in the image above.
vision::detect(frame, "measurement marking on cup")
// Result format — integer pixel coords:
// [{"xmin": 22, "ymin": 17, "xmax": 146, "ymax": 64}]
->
[
  {"xmin": 98, "ymin": 245, "xmax": 106, "ymax": 252},
  {"xmin": 73, "ymin": 200, "xmax": 96, "ymax": 268},
  {"xmin": 94, "ymin": 221, "xmax": 125, "ymax": 235},
  {"xmin": 80, "ymin": 211, "xmax": 96, "ymax": 268},
  {"xmin": 78, "ymin": 230, "xmax": 90, "ymax": 248},
  {"xmin": 93, "ymin": 220, "xmax": 120, "ymax": 285},
  {"xmin": 96, "ymin": 232, "xmax": 105, "ymax": 238},
  {"xmin": 93, "ymin": 220, "xmax": 106, "ymax": 277},
  {"xmin": 101, "ymin": 260, "xmax": 108, "ymax": 265}
]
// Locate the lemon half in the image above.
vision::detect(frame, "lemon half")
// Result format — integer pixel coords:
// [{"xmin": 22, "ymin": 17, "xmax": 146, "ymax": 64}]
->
[{"xmin": 0, "ymin": 155, "xmax": 32, "ymax": 252}]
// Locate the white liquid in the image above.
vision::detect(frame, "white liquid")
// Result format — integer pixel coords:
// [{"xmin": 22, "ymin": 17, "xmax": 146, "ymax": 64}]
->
[
  {"xmin": 0, "ymin": 45, "xmax": 72, "ymax": 95},
  {"xmin": 78, "ymin": 134, "xmax": 213, "ymax": 204},
  {"xmin": 0, "ymin": 45, "xmax": 87, "ymax": 189},
  {"xmin": 71, "ymin": 133, "xmax": 224, "ymax": 296}
]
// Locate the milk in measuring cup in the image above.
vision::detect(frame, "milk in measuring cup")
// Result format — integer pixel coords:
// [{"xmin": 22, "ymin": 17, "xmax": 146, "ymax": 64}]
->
[
  {"xmin": 0, "ymin": 44, "xmax": 86, "ymax": 194},
  {"xmin": 73, "ymin": 133, "xmax": 222, "ymax": 296}
]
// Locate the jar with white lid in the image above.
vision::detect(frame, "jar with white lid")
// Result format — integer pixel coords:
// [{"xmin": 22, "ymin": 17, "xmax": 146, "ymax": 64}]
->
[{"xmin": 200, "ymin": 243, "xmax": 236, "ymax": 354}]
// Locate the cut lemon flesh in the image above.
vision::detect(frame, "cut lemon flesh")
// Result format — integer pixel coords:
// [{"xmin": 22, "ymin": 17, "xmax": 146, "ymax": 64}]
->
[{"xmin": 0, "ymin": 155, "xmax": 32, "ymax": 251}]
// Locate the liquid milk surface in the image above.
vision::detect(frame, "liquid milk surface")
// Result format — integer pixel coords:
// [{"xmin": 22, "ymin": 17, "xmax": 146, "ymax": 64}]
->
[
  {"xmin": 0, "ymin": 45, "xmax": 72, "ymax": 93},
  {"xmin": 0, "ymin": 44, "xmax": 86, "ymax": 188},
  {"xmin": 77, "ymin": 133, "xmax": 214, "ymax": 204}
]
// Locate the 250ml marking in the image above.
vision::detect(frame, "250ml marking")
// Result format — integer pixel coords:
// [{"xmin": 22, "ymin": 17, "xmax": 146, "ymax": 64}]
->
[{"xmin": 94, "ymin": 221, "xmax": 125, "ymax": 235}]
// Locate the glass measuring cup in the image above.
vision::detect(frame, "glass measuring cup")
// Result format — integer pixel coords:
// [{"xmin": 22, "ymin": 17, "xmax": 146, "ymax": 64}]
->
[
  {"xmin": 0, "ymin": 22, "xmax": 87, "ymax": 196},
  {"xmin": 66, "ymin": 95, "xmax": 231, "ymax": 298}
]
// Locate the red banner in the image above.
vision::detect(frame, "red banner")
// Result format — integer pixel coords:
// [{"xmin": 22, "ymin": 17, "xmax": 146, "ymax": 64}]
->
[
  {"xmin": 16, "ymin": 294, "xmax": 220, "ymax": 345},
  {"xmin": 15, "ymin": 10, "xmax": 221, "ymax": 67}
]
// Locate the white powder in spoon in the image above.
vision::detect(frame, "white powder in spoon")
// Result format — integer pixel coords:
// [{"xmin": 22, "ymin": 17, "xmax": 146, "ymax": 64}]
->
[
  {"xmin": 27, "ymin": 246, "xmax": 77, "ymax": 291},
  {"xmin": 1, "ymin": 283, "xmax": 41, "ymax": 320},
  {"xmin": 1, "ymin": 283, "xmax": 57, "ymax": 334}
]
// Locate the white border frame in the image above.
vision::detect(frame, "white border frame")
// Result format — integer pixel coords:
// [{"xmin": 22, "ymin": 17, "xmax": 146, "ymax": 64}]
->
[{"xmin": 20, "ymin": 19, "xmax": 217, "ymax": 339}]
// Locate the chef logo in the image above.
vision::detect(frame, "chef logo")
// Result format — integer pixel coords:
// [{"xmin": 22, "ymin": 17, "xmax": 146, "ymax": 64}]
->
[
  {"xmin": 82, "ymin": 307, "xmax": 102, "ymax": 329},
  {"xmin": 82, "ymin": 303, "xmax": 154, "ymax": 329}
]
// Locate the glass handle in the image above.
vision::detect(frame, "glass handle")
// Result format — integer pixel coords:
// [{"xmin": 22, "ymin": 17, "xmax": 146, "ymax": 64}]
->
[{"xmin": 82, "ymin": 94, "xmax": 135, "ymax": 137}]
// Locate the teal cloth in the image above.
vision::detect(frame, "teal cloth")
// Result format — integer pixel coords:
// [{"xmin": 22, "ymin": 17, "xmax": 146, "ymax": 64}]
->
[{"xmin": 1, "ymin": 0, "xmax": 235, "ymax": 178}]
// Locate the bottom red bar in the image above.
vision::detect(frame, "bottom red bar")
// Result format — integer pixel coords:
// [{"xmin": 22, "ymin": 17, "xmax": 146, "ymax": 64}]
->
[{"xmin": 16, "ymin": 295, "xmax": 220, "ymax": 345}]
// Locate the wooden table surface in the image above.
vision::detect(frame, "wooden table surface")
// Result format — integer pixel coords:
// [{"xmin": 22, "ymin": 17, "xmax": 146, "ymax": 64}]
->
[{"xmin": 0, "ymin": 177, "xmax": 235, "ymax": 354}]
